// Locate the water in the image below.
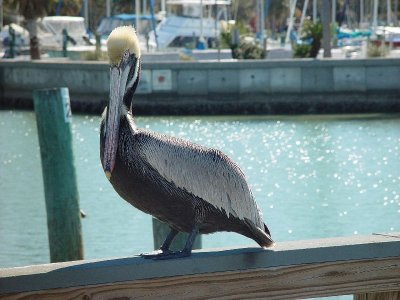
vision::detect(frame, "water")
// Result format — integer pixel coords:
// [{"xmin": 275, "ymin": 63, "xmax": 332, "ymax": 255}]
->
[{"xmin": 1, "ymin": 111, "xmax": 399, "ymax": 272}]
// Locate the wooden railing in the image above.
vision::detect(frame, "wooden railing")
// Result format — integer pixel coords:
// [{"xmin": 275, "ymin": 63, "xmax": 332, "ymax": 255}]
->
[{"xmin": 0, "ymin": 233, "xmax": 399, "ymax": 300}]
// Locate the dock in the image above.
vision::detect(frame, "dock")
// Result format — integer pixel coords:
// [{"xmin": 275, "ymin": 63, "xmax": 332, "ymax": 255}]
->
[
  {"xmin": 1, "ymin": 58, "xmax": 399, "ymax": 114},
  {"xmin": 1, "ymin": 233, "xmax": 399, "ymax": 299}
]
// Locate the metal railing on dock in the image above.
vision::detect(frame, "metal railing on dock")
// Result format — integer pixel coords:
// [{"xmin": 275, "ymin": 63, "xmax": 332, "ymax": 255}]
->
[{"xmin": 0, "ymin": 233, "xmax": 399, "ymax": 299}]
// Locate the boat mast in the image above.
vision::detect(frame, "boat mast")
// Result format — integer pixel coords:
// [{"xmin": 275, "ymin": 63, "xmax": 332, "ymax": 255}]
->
[
  {"xmin": 256, "ymin": 0, "xmax": 265, "ymax": 45},
  {"xmin": 135, "ymin": 0, "xmax": 141, "ymax": 34},
  {"xmin": 299, "ymin": 0, "xmax": 310, "ymax": 34},
  {"xmin": 313, "ymin": 0, "xmax": 317, "ymax": 21},
  {"xmin": 372, "ymin": 0, "xmax": 378, "ymax": 33},
  {"xmin": 106, "ymin": 0, "xmax": 111, "ymax": 17},
  {"xmin": 200, "ymin": 0, "xmax": 204, "ymax": 44},
  {"xmin": 285, "ymin": 0, "xmax": 297, "ymax": 45},
  {"xmin": 0, "ymin": 0, "xmax": 3, "ymax": 31}
]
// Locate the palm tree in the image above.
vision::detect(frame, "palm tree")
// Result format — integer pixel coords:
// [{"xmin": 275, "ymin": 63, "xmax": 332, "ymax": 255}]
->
[{"xmin": 14, "ymin": 0, "xmax": 46, "ymax": 59}]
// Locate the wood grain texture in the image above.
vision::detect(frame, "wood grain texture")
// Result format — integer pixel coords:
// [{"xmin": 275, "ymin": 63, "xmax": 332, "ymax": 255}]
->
[
  {"xmin": 354, "ymin": 292, "xmax": 400, "ymax": 300},
  {"xmin": 1, "ymin": 234, "xmax": 399, "ymax": 299},
  {"xmin": 33, "ymin": 88, "xmax": 83, "ymax": 263},
  {"xmin": 1, "ymin": 257, "xmax": 399, "ymax": 300}
]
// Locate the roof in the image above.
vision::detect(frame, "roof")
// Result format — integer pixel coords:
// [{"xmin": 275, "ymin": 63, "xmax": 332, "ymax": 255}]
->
[{"xmin": 107, "ymin": 14, "xmax": 153, "ymax": 21}]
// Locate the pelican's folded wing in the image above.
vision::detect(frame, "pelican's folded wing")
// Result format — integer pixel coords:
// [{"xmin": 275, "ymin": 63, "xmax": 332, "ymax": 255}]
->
[{"xmin": 139, "ymin": 131, "xmax": 264, "ymax": 229}]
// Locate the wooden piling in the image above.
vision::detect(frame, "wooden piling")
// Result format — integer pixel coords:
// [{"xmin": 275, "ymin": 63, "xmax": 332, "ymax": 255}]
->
[
  {"xmin": 33, "ymin": 88, "xmax": 83, "ymax": 263},
  {"xmin": 152, "ymin": 218, "xmax": 201, "ymax": 251}
]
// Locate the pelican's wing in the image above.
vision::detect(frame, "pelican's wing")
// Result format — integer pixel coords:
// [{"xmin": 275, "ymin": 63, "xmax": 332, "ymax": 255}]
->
[{"xmin": 138, "ymin": 131, "xmax": 264, "ymax": 228}]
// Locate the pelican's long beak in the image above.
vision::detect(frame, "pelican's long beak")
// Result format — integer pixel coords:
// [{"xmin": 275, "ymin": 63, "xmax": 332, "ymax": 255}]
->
[{"xmin": 102, "ymin": 62, "xmax": 132, "ymax": 178}]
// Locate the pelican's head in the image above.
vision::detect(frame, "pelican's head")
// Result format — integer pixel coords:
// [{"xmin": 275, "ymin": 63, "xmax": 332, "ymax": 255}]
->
[{"xmin": 103, "ymin": 26, "xmax": 141, "ymax": 178}]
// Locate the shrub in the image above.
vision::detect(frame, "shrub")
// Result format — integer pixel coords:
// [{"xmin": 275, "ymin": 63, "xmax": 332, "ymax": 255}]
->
[{"xmin": 293, "ymin": 44, "xmax": 311, "ymax": 58}]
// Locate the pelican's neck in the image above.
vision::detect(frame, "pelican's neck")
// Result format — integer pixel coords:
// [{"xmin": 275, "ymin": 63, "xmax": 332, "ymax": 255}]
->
[{"xmin": 125, "ymin": 108, "xmax": 137, "ymax": 134}]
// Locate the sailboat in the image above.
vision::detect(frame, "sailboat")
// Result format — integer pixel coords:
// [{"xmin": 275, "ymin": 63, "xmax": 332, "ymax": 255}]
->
[{"xmin": 147, "ymin": 0, "xmax": 230, "ymax": 51}]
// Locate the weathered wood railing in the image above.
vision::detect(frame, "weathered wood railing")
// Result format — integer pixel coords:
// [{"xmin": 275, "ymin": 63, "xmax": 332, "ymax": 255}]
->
[{"xmin": 0, "ymin": 233, "xmax": 399, "ymax": 299}]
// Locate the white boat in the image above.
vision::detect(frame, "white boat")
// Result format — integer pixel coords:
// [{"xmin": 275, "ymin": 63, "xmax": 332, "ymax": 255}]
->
[
  {"xmin": 96, "ymin": 14, "xmax": 155, "ymax": 51},
  {"xmin": 37, "ymin": 16, "xmax": 91, "ymax": 50},
  {"xmin": 148, "ymin": 0, "xmax": 230, "ymax": 50},
  {"xmin": 373, "ymin": 26, "xmax": 400, "ymax": 48},
  {"xmin": 0, "ymin": 23, "xmax": 30, "ymax": 56}
]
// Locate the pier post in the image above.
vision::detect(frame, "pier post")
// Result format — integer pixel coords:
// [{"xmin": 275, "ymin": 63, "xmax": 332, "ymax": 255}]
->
[
  {"xmin": 33, "ymin": 88, "xmax": 83, "ymax": 263},
  {"xmin": 152, "ymin": 218, "xmax": 202, "ymax": 251}
]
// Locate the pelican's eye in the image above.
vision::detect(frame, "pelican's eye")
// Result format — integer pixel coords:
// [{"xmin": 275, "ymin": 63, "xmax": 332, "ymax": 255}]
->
[{"xmin": 123, "ymin": 50, "xmax": 130, "ymax": 60}]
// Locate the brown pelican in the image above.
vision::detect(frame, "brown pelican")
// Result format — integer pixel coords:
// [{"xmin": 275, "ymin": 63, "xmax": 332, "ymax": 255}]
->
[{"xmin": 100, "ymin": 26, "xmax": 274, "ymax": 259}]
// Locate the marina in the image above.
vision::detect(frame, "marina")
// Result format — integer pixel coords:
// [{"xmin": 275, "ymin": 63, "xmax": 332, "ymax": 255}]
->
[{"xmin": 1, "ymin": 1, "xmax": 400, "ymax": 298}]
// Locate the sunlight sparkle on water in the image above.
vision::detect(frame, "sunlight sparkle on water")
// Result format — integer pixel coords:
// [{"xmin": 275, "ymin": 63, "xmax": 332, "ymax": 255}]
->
[{"xmin": 0, "ymin": 112, "xmax": 399, "ymax": 270}]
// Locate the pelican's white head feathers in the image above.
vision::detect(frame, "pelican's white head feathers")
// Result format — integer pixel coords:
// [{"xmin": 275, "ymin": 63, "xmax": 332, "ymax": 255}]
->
[{"xmin": 107, "ymin": 26, "xmax": 141, "ymax": 65}]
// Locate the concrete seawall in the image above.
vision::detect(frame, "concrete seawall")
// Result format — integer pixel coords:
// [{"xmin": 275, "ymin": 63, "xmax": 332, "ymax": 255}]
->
[{"xmin": 0, "ymin": 58, "xmax": 399, "ymax": 114}]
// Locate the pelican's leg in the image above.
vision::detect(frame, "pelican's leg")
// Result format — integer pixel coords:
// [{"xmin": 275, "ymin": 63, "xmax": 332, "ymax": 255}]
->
[
  {"xmin": 142, "ymin": 205, "xmax": 203, "ymax": 260},
  {"xmin": 160, "ymin": 228, "xmax": 179, "ymax": 252},
  {"xmin": 151, "ymin": 223, "xmax": 200, "ymax": 260},
  {"xmin": 140, "ymin": 227, "xmax": 178, "ymax": 258}
]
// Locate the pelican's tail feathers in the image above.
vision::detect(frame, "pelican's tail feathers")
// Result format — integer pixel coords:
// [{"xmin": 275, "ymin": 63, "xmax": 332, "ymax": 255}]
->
[{"xmin": 244, "ymin": 219, "xmax": 275, "ymax": 248}]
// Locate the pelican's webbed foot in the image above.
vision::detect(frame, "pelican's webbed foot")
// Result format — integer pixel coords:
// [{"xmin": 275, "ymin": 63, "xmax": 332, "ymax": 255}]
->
[
  {"xmin": 140, "ymin": 224, "xmax": 199, "ymax": 260},
  {"xmin": 140, "ymin": 249, "xmax": 191, "ymax": 260},
  {"xmin": 140, "ymin": 249, "xmax": 172, "ymax": 259}
]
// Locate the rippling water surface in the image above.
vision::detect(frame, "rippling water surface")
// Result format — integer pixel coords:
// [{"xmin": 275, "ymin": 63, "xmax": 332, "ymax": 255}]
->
[{"xmin": 1, "ymin": 111, "xmax": 399, "ymax": 271}]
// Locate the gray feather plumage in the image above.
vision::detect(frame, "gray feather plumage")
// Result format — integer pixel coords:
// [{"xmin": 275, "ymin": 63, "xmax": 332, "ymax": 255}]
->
[{"xmin": 129, "ymin": 123, "xmax": 265, "ymax": 230}]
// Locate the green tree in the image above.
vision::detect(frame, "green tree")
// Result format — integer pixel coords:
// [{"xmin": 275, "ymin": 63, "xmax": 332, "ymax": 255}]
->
[
  {"xmin": 302, "ymin": 19, "xmax": 322, "ymax": 58},
  {"xmin": 46, "ymin": 0, "xmax": 81, "ymax": 16}
]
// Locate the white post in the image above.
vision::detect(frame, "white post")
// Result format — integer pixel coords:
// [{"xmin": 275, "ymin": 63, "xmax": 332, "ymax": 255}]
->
[
  {"xmin": 106, "ymin": 0, "xmax": 111, "ymax": 17},
  {"xmin": 135, "ymin": 0, "xmax": 141, "ymax": 33},
  {"xmin": 313, "ymin": 0, "xmax": 317, "ymax": 21}
]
